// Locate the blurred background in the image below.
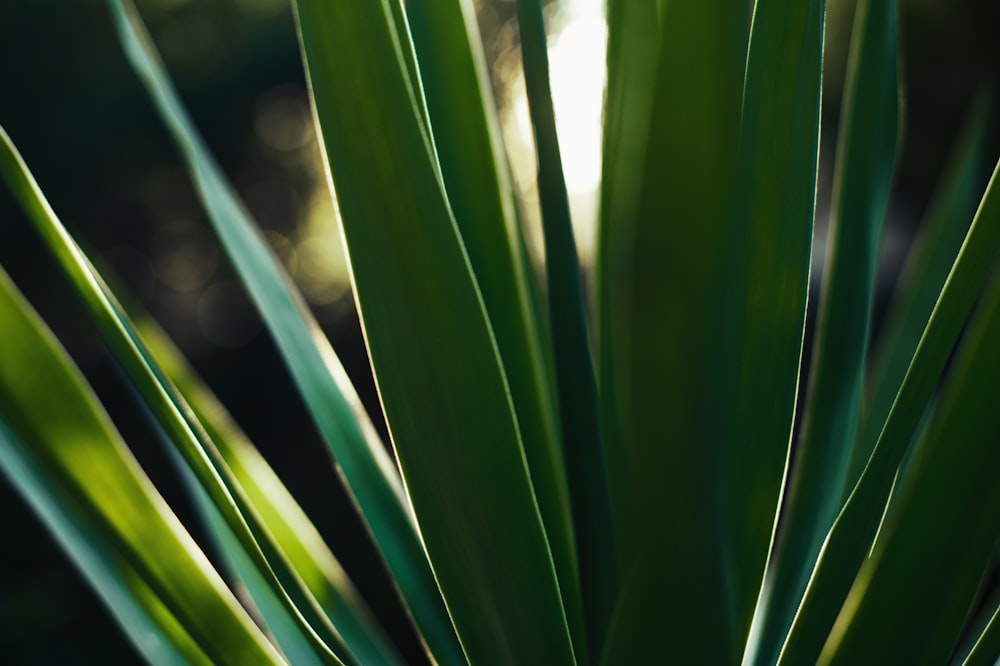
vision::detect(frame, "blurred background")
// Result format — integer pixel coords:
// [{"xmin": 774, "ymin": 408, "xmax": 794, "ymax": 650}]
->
[{"xmin": 0, "ymin": 0, "xmax": 997, "ymax": 662}]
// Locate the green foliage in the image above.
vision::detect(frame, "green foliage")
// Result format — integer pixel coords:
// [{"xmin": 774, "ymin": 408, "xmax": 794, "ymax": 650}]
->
[{"xmin": 0, "ymin": 0, "xmax": 998, "ymax": 664}]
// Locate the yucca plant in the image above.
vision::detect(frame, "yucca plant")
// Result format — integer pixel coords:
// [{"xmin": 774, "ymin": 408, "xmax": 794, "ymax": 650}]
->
[{"xmin": 0, "ymin": 0, "xmax": 998, "ymax": 663}]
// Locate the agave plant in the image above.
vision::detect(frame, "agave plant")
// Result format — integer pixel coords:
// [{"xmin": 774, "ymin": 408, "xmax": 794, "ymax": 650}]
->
[{"xmin": 0, "ymin": 0, "xmax": 998, "ymax": 663}]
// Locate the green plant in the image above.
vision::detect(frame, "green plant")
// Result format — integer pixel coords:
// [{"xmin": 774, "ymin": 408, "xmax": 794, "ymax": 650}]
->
[{"xmin": 0, "ymin": 0, "xmax": 998, "ymax": 664}]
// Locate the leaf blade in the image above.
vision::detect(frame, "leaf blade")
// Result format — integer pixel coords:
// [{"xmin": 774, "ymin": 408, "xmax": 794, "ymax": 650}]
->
[
  {"xmin": 599, "ymin": 3, "xmax": 753, "ymax": 661},
  {"xmin": 852, "ymin": 94, "xmax": 993, "ymax": 489},
  {"xmin": 819, "ymin": 214, "xmax": 1000, "ymax": 663},
  {"xmin": 512, "ymin": 0, "xmax": 618, "ymax": 655},
  {"xmin": 779, "ymin": 158, "xmax": 1000, "ymax": 664},
  {"xmin": 726, "ymin": 0, "xmax": 825, "ymax": 652},
  {"xmin": 596, "ymin": 0, "xmax": 659, "ymax": 568},
  {"xmin": 750, "ymin": 1, "xmax": 902, "ymax": 660},
  {"xmin": 404, "ymin": 0, "xmax": 586, "ymax": 657},
  {"xmin": 294, "ymin": 0, "xmax": 577, "ymax": 661},
  {"xmin": 0, "ymin": 423, "xmax": 210, "ymax": 666},
  {"xmin": 1, "ymin": 121, "xmax": 353, "ymax": 665},
  {"xmin": 102, "ymin": 1, "xmax": 461, "ymax": 660},
  {"xmin": 961, "ymin": 599, "xmax": 1000, "ymax": 666},
  {"xmin": 0, "ymin": 267, "xmax": 283, "ymax": 666},
  {"xmin": 138, "ymin": 320, "xmax": 402, "ymax": 666}
]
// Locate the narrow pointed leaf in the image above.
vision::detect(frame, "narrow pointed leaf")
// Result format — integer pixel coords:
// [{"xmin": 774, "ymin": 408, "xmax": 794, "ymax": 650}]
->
[
  {"xmin": 851, "ymin": 95, "xmax": 993, "ymax": 488},
  {"xmin": 961, "ymin": 599, "xmax": 1000, "ymax": 666},
  {"xmin": 596, "ymin": 0, "xmax": 659, "ymax": 566},
  {"xmin": 0, "ymin": 420, "xmax": 210, "ymax": 666},
  {"xmin": 513, "ymin": 0, "xmax": 617, "ymax": 653},
  {"xmin": 779, "ymin": 158, "xmax": 1000, "ymax": 664},
  {"xmin": 404, "ymin": 0, "xmax": 584, "ymax": 657},
  {"xmin": 1, "ymin": 125, "xmax": 351, "ymax": 665},
  {"xmin": 0, "ymin": 268, "xmax": 283, "ymax": 666},
  {"xmin": 952, "ymin": 577, "xmax": 1000, "ymax": 666},
  {"xmin": 103, "ymin": 2, "xmax": 461, "ymax": 660},
  {"xmin": 294, "ymin": 0, "xmax": 576, "ymax": 662},
  {"xmin": 385, "ymin": 0, "xmax": 434, "ymax": 172},
  {"xmin": 725, "ymin": 0, "xmax": 825, "ymax": 652},
  {"xmin": 168, "ymin": 454, "xmax": 322, "ymax": 666},
  {"xmin": 752, "ymin": 1, "xmax": 901, "ymax": 660},
  {"xmin": 599, "ymin": 3, "xmax": 750, "ymax": 661},
  {"xmin": 818, "ymin": 223, "xmax": 1000, "ymax": 663},
  {"xmin": 138, "ymin": 320, "xmax": 402, "ymax": 666}
]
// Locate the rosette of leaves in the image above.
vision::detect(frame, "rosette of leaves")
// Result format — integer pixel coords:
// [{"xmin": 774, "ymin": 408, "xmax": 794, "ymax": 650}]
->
[{"xmin": 0, "ymin": 0, "xmax": 997, "ymax": 664}]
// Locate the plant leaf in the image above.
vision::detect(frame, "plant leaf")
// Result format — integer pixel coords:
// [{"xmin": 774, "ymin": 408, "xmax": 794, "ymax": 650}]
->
[
  {"xmin": 598, "ymin": 2, "xmax": 751, "ymax": 661},
  {"xmin": 817, "ymin": 193, "xmax": 1000, "ymax": 662},
  {"xmin": 137, "ymin": 320, "xmax": 402, "ymax": 666},
  {"xmin": 511, "ymin": 0, "xmax": 617, "ymax": 656},
  {"xmin": 0, "ymin": 267, "xmax": 283, "ymax": 666},
  {"xmin": 851, "ymin": 93, "xmax": 993, "ymax": 490},
  {"xmin": 1, "ymin": 123, "xmax": 353, "ymax": 665},
  {"xmin": 725, "ymin": 0, "xmax": 825, "ymax": 653},
  {"xmin": 750, "ymin": 0, "xmax": 901, "ymax": 660},
  {"xmin": 294, "ymin": 0, "xmax": 577, "ymax": 662},
  {"xmin": 779, "ymin": 158, "xmax": 1000, "ymax": 664},
  {"xmin": 189, "ymin": 483, "xmax": 324, "ymax": 666},
  {"xmin": 596, "ymin": 0, "xmax": 659, "ymax": 567},
  {"xmin": 385, "ymin": 0, "xmax": 434, "ymax": 166},
  {"xmin": 102, "ymin": 2, "xmax": 462, "ymax": 661},
  {"xmin": 961, "ymin": 597, "xmax": 1000, "ymax": 666},
  {"xmin": 404, "ymin": 0, "xmax": 586, "ymax": 658},
  {"xmin": 0, "ymin": 421, "xmax": 209, "ymax": 666}
]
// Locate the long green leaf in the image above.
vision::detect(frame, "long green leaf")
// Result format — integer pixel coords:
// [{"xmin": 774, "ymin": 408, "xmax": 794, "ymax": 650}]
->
[
  {"xmin": 1, "ymin": 124, "xmax": 352, "ymax": 665},
  {"xmin": 294, "ymin": 0, "xmax": 576, "ymax": 662},
  {"xmin": 103, "ymin": 2, "xmax": 462, "ymax": 661},
  {"xmin": 145, "ymin": 424, "xmax": 327, "ymax": 666},
  {"xmin": 952, "ymin": 574, "xmax": 1000, "ymax": 666},
  {"xmin": 404, "ymin": 0, "xmax": 585, "ymax": 658},
  {"xmin": 385, "ymin": 0, "xmax": 434, "ymax": 168},
  {"xmin": 512, "ymin": 0, "xmax": 617, "ymax": 654},
  {"xmin": 726, "ymin": 0, "xmax": 825, "ymax": 653},
  {"xmin": 599, "ymin": 2, "xmax": 750, "ymax": 661},
  {"xmin": 750, "ymin": 0, "xmax": 901, "ymax": 660},
  {"xmin": 0, "ymin": 267, "xmax": 283, "ymax": 666},
  {"xmin": 596, "ymin": 0, "xmax": 659, "ymax": 567},
  {"xmin": 961, "ymin": 598, "xmax": 1000, "ymax": 666},
  {"xmin": 851, "ymin": 94, "xmax": 993, "ymax": 490},
  {"xmin": 778, "ymin": 158, "xmax": 1000, "ymax": 664},
  {"xmin": 818, "ymin": 210, "xmax": 1000, "ymax": 663},
  {"xmin": 138, "ymin": 320, "xmax": 402, "ymax": 666},
  {"xmin": 0, "ymin": 122, "xmax": 364, "ymax": 663}
]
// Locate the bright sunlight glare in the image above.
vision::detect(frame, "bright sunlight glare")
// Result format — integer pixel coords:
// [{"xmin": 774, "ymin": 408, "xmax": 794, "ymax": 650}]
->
[{"xmin": 506, "ymin": 0, "xmax": 607, "ymax": 263}]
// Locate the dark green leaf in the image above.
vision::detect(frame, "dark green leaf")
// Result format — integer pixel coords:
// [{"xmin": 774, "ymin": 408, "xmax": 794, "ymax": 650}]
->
[
  {"xmin": 596, "ymin": 0, "xmax": 659, "ymax": 567},
  {"xmin": 852, "ymin": 94, "xmax": 993, "ymax": 489},
  {"xmin": 751, "ymin": 1, "xmax": 901, "ymax": 660},
  {"xmin": 725, "ymin": 0, "xmax": 825, "ymax": 651},
  {"xmin": 404, "ymin": 0, "xmax": 585, "ymax": 657},
  {"xmin": 598, "ymin": 2, "xmax": 751, "ymax": 661},
  {"xmin": 961, "ymin": 597, "xmax": 1000, "ymax": 666},
  {"xmin": 103, "ymin": 2, "xmax": 460, "ymax": 661},
  {"xmin": 138, "ymin": 321, "xmax": 402, "ymax": 666},
  {"xmin": 512, "ymin": 0, "xmax": 617, "ymax": 655},
  {"xmin": 294, "ymin": 0, "xmax": 576, "ymax": 661},
  {"xmin": 779, "ymin": 159, "xmax": 1000, "ymax": 664},
  {"xmin": 1, "ymin": 122, "xmax": 349, "ymax": 665},
  {"xmin": 818, "ymin": 199, "xmax": 1000, "ymax": 662}
]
